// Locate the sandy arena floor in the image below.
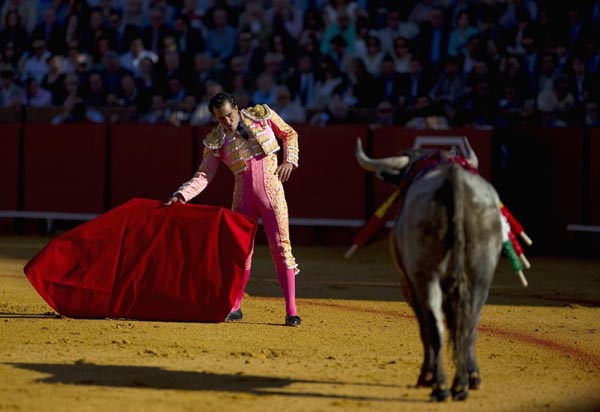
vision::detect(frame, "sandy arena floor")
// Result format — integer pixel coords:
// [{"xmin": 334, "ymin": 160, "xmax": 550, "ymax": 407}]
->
[{"xmin": 1, "ymin": 235, "xmax": 599, "ymax": 412}]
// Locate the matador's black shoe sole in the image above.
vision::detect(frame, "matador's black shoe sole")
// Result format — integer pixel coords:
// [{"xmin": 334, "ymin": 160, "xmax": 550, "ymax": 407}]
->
[{"xmin": 225, "ymin": 309, "xmax": 243, "ymax": 321}]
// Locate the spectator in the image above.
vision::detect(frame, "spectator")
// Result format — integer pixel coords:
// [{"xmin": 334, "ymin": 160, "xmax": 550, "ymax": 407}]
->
[
  {"xmin": 376, "ymin": 8, "xmax": 419, "ymax": 57},
  {"xmin": 0, "ymin": 68, "xmax": 24, "ymax": 107},
  {"xmin": 496, "ymin": 82, "xmax": 529, "ymax": 128},
  {"xmin": 408, "ymin": 0, "xmax": 435, "ymax": 25},
  {"xmin": 326, "ymin": 34, "xmax": 353, "ymax": 74},
  {"xmin": 250, "ymin": 72, "xmax": 276, "ymax": 106},
  {"xmin": 120, "ymin": 37, "xmax": 158, "ymax": 76},
  {"xmin": 188, "ymin": 52, "xmax": 214, "ymax": 97},
  {"xmin": 1, "ymin": 0, "xmax": 37, "ymax": 33},
  {"xmin": 447, "ymin": 10, "xmax": 478, "ymax": 57},
  {"xmin": 399, "ymin": 56, "xmax": 431, "ymax": 108},
  {"xmin": 369, "ymin": 99, "xmax": 396, "ymax": 129},
  {"xmin": 269, "ymin": 0, "xmax": 304, "ymax": 40},
  {"xmin": 173, "ymin": 13, "xmax": 204, "ymax": 63},
  {"xmin": 41, "ymin": 54, "xmax": 67, "ymax": 105},
  {"xmin": 309, "ymin": 94, "xmax": 354, "ymax": 125},
  {"xmin": 405, "ymin": 94, "xmax": 449, "ymax": 129},
  {"xmin": 22, "ymin": 77, "xmax": 52, "ymax": 107},
  {"xmin": 536, "ymin": 75, "xmax": 576, "ymax": 126},
  {"xmin": 391, "ymin": 36, "xmax": 412, "ymax": 74},
  {"xmin": 0, "ymin": 42, "xmax": 20, "ymax": 74},
  {"xmin": 31, "ymin": 7, "xmax": 65, "ymax": 55},
  {"xmin": 22, "ymin": 38, "xmax": 51, "ymax": 84},
  {"xmin": 322, "ymin": 0, "xmax": 363, "ymax": 27},
  {"xmin": 238, "ymin": 0, "xmax": 271, "ymax": 46},
  {"xmin": 170, "ymin": 94, "xmax": 198, "ymax": 126},
  {"xmin": 122, "ymin": 0, "xmax": 146, "ymax": 29},
  {"xmin": 312, "ymin": 55, "xmax": 347, "ymax": 110},
  {"xmin": 0, "ymin": 10, "xmax": 30, "ymax": 59},
  {"xmin": 320, "ymin": 8, "xmax": 356, "ymax": 56},
  {"xmin": 50, "ymin": 99, "xmax": 105, "ymax": 124},
  {"xmin": 377, "ymin": 55, "xmax": 403, "ymax": 104},
  {"xmin": 429, "ymin": 56, "xmax": 466, "ymax": 113},
  {"xmin": 233, "ymin": 29, "xmax": 266, "ymax": 77},
  {"xmin": 205, "ymin": 7, "xmax": 238, "ymax": 63},
  {"xmin": 107, "ymin": 73, "xmax": 140, "ymax": 108},
  {"xmin": 347, "ymin": 57, "xmax": 381, "ymax": 108},
  {"xmin": 272, "ymin": 84, "xmax": 306, "ymax": 123},
  {"xmin": 101, "ymin": 50, "xmax": 131, "ymax": 96},
  {"xmin": 107, "ymin": 8, "xmax": 141, "ymax": 54},
  {"xmin": 142, "ymin": 8, "xmax": 174, "ymax": 54},
  {"xmin": 357, "ymin": 34, "xmax": 384, "ymax": 76},
  {"xmin": 537, "ymin": 51, "xmax": 559, "ymax": 94},
  {"xmin": 569, "ymin": 55, "xmax": 596, "ymax": 106},
  {"xmin": 287, "ymin": 53, "xmax": 317, "ymax": 108},
  {"xmin": 189, "ymin": 80, "xmax": 223, "ymax": 125},
  {"xmin": 165, "ymin": 76, "xmax": 187, "ymax": 107},
  {"xmin": 414, "ymin": 7, "xmax": 448, "ymax": 75},
  {"xmin": 142, "ymin": 93, "xmax": 172, "ymax": 124},
  {"xmin": 81, "ymin": 71, "xmax": 107, "ymax": 106},
  {"xmin": 455, "ymin": 78, "xmax": 497, "ymax": 128},
  {"xmin": 584, "ymin": 100, "xmax": 600, "ymax": 127},
  {"xmin": 298, "ymin": 9, "xmax": 324, "ymax": 50}
]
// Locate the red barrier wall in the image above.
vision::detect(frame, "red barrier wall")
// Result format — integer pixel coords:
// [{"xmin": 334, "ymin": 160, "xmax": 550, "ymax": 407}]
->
[
  {"xmin": 110, "ymin": 124, "xmax": 195, "ymax": 207},
  {"xmin": 23, "ymin": 124, "xmax": 107, "ymax": 213},
  {"xmin": 370, "ymin": 127, "xmax": 493, "ymax": 207},
  {"xmin": 284, "ymin": 125, "xmax": 370, "ymax": 219},
  {"xmin": 0, "ymin": 124, "xmax": 20, "ymax": 210},
  {"xmin": 590, "ymin": 130, "xmax": 600, "ymax": 226}
]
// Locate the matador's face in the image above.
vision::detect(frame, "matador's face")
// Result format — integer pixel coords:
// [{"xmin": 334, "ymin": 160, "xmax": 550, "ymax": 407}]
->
[{"xmin": 213, "ymin": 101, "xmax": 240, "ymax": 133}]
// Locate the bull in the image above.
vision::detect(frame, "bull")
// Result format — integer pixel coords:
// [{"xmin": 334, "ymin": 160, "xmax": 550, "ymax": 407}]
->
[{"xmin": 356, "ymin": 138, "xmax": 502, "ymax": 401}]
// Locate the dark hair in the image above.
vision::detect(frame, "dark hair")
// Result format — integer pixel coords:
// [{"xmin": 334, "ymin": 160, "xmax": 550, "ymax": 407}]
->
[{"xmin": 208, "ymin": 92, "xmax": 236, "ymax": 113}]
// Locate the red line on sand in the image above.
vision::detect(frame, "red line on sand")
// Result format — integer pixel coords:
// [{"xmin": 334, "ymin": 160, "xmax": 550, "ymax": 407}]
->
[{"xmin": 299, "ymin": 299, "xmax": 600, "ymax": 369}]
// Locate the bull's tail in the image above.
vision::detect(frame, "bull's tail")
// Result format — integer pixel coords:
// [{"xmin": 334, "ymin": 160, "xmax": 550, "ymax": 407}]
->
[{"xmin": 447, "ymin": 163, "xmax": 472, "ymax": 371}]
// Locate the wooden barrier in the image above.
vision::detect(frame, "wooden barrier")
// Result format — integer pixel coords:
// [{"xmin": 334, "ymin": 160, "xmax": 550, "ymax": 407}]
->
[
  {"xmin": 109, "ymin": 124, "xmax": 195, "ymax": 207},
  {"xmin": 0, "ymin": 124, "xmax": 20, "ymax": 210},
  {"xmin": 22, "ymin": 124, "xmax": 107, "ymax": 213}
]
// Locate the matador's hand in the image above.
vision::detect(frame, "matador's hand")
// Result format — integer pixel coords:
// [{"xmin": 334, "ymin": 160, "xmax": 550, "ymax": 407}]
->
[
  {"xmin": 163, "ymin": 193, "xmax": 184, "ymax": 206},
  {"xmin": 276, "ymin": 162, "xmax": 295, "ymax": 182}
]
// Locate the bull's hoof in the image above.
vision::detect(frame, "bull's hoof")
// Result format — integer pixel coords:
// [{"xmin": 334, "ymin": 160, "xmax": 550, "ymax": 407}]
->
[
  {"xmin": 469, "ymin": 372, "xmax": 481, "ymax": 390},
  {"xmin": 430, "ymin": 385, "xmax": 450, "ymax": 402},
  {"xmin": 451, "ymin": 385, "xmax": 469, "ymax": 401}
]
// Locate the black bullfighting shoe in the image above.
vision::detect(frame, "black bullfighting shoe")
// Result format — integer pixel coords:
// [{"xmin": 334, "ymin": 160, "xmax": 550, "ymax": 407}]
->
[
  {"xmin": 285, "ymin": 315, "xmax": 301, "ymax": 327},
  {"xmin": 225, "ymin": 309, "xmax": 243, "ymax": 321}
]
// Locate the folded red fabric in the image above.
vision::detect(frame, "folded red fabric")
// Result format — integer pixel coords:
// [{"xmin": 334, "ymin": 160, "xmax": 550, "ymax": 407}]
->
[{"xmin": 24, "ymin": 198, "xmax": 256, "ymax": 322}]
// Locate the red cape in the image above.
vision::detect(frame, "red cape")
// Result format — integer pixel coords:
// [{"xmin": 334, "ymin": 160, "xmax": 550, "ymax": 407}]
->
[{"xmin": 24, "ymin": 198, "xmax": 257, "ymax": 322}]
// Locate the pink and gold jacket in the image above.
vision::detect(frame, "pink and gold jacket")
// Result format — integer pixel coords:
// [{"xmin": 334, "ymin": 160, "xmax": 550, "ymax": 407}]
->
[{"xmin": 176, "ymin": 104, "xmax": 299, "ymax": 202}]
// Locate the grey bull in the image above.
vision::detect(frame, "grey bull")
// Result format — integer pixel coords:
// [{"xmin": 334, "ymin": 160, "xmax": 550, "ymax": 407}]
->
[{"xmin": 356, "ymin": 138, "xmax": 503, "ymax": 401}]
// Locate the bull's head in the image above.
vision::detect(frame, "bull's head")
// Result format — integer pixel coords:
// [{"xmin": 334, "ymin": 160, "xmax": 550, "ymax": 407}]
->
[{"xmin": 355, "ymin": 137, "xmax": 479, "ymax": 179}]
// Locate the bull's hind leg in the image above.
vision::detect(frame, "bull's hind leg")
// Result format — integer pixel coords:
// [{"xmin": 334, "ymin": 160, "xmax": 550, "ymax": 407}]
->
[{"xmin": 420, "ymin": 281, "xmax": 450, "ymax": 402}]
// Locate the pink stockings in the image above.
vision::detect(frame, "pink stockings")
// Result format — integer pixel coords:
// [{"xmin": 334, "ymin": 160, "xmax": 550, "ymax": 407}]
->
[{"xmin": 230, "ymin": 268, "xmax": 297, "ymax": 316}]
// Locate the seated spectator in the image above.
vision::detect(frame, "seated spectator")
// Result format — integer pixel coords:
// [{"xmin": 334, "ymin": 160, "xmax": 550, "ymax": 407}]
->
[
  {"xmin": 309, "ymin": 94, "xmax": 355, "ymax": 125},
  {"xmin": 447, "ymin": 11, "xmax": 478, "ymax": 57},
  {"xmin": 205, "ymin": 7, "xmax": 238, "ymax": 65},
  {"xmin": 107, "ymin": 73, "xmax": 141, "ymax": 109},
  {"xmin": 536, "ymin": 76, "xmax": 575, "ymax": 127},
  {"xmin": 142, "ymin": 94, "xmax": 172, "ymax": 124},
  {"xmin": 0, "ymin": 10, "xmax": 30, "ymax": 59},
  {"xmin": 238, "ymin": 0, "xmax": 272, "ymax": 46},
  {"xmin": 0, "ymin": 42, "xmax": 20, "ymax": 74},
  {"xmin": 142, "ymin": 8, "xmax": 175, "ymax": 54},
  {"xmin": 1, "ymin": 0, "xmax": 37, "ymax": 34},
  {"xmin": 569, "ymin": 55, "xmax": 596, "ymax": 106},
  {"xmin": 82, "ymin": 71, "xmax": 107, "ymax": 107},
  {"xmin": 320, "ymin": 8, "xmax": 356, "ymax": 56},
  {"xmin": 414, "ymin": 7, "xmax": 448, "ymax": 76},
  {"xmin": 250, "ymin": 72, "xmax": 276, "ymax": 106},
  {"xmin": 170, "ymin": 94, "xmax": 198, "ymax": 126},
  {"xmin": 101, "ymin": 51, "xmax": 132, "ymax": 96},
  {"xmin": 268, "ymin": 0, "xmax": 304, "ymax": 40},
  {"xmin": 50, "ymin": 99, "xmax": 105, "ymax": 124},
  {"xmin": 22, "ymin": 77, "xmax": 52, "ymax": 107},
  {"xmin": 312, "ymin": 55, "xmax": 348, "ymax": 111},
  {"xmin": 0, "ymin": 68, "xmax": 23, "ymax": 107},
  {"xmin": 584, "ymin": 101, "xmax": 600, "ymax": 127},
  {"xmin": 537, "ymin": 51, "xmax": 559, "ymax": 94},
  {"xmin": 357, "ymin": 34, "xmax": 384, "ymax": 76},
  {"xmin": 391, "ymin": 36, "xmax": 412, "ymax": 74},
  {"xmin": 107, "ymin": 8, "xmax": 141, "ymax": 55},
  {"xmin": 272, "ymin": 84, "xmax": 305, "ymax": 123},
  {"xmin": 347, "ymin": 57, "xmax": 381, "ymax": 108},
  {"xmin": 173, "ymin": 13, "xmax": 205, "ymax": 65},
  {"xmin": 455, "ymin": 79, "xmax": 497, "ymax": 128},
  {"xmin": 399, "ymin": 56, "xmax": 432, "ymax": 108},
  {"xmin": 41, "ymin": 55, "xmax": 67, "ymax": 105},
  {"xmin": 496, "ymin": 82, "xmax": 532, "ymax": 128},
  {"xmin": 23, "ymin": 38, "xmax": 51, "ymax": 84},
  {"xmin": 165, "ymin": 76, "xmax": 187, "ymax": 107},
  {"xmin": 190, "ymin": 80, "xmax": 223, "ymax": 125},
  {"xmin": 120, "ymin": 37, "xmax": 159, "ymax": 76},
  {"xmin": 405, "ymin": 94, "xmax": 449, "ymax": 129},
  {"xmin": 369, "ymin": 99, "xmax": 396, "ymax": 130},
  {"xmin": 429, "ymin": 56, "xmax": 465, "ymax": 112},
  {"xmin": 377, "ymin": 8, "xmax": 419, "ymax": 56}
]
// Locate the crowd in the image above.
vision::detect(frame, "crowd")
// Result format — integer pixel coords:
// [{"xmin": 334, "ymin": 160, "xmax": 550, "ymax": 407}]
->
[{"xmin": 1, "ymin": 0, "xmax": 600, "ymax": 128}]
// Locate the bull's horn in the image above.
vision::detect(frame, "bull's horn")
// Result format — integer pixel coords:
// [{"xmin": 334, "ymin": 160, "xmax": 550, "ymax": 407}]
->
[
  {"xmin": 356, "ymin": 138, "xmax": 410, "ymax": 173},
  {"xmin": 463, "ymin": 138, "xmax": 479, "ymax": 169}
]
